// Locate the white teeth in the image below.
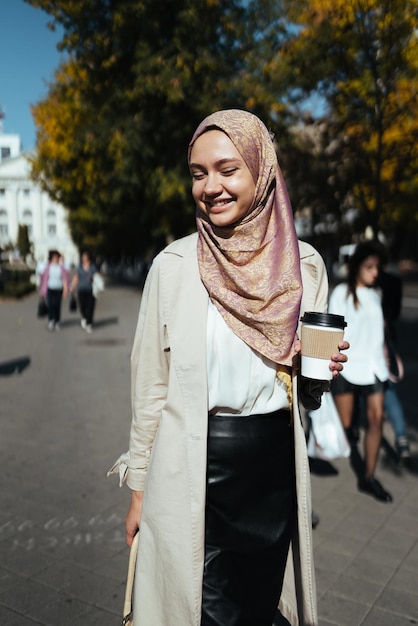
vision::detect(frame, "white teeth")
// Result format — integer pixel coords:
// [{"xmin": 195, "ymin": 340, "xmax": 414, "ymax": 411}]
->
[{"xmin": 211, "ymin": 200, "xmax": 231, "ymax": 206}]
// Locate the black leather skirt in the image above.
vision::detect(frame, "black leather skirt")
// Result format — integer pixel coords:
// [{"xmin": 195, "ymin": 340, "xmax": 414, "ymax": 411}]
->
[{"xmin": 201, "ymin": 410, "xmax": 295, "ymax": 626}]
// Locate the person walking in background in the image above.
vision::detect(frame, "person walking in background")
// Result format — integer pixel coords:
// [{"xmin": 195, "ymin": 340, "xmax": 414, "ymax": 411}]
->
[
  {"xmin": 39, "ymin": 249, "xmax": 69, "ymax": 331},
  {"xmin": 384, "ymin": 375, "xmax": 410, "ymax": 461},
  {"xmin": 329, "ymin": 241, "xmax": 392, "ymax": 502},
  {"xmin": 109, "ymin": 109, "xmax": 348, "ymax": 626},
  {"xmin": 377, "ymin": 252, "xmax": 411, "ymax": 461},
  {"xmin": 70, "ymin": 251, "xmax": 98, "ymax": 334}
]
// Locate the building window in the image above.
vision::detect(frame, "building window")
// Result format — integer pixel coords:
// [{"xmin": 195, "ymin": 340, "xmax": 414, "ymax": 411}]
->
[
  {"xmin": 23, "ymin": 189, "xmax": 30, "ymax": 196},
  {"xmin": 0, "ymin": 188, "xmax": 5, "ymax": 195},
  {"xmin": 21, "ymin": 209, "xmax": 33, "ymax": 238},
  {"xmin": 47, "ymin": 208, "xmax": 57, "ymax": 238},
  {"xmin": 0, "ymin": 209, "xmax": 9, "ymax": 241},
  {"xmin": 1, "ymin": 147, "xmax": 11, "ymax": 160}
]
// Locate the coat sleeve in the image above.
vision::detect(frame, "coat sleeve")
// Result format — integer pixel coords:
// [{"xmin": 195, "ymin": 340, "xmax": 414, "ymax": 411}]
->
[
  {"xmin": 298, "ymin": 243, "xmax": 329, "ymax": 334},
  {"xmin": 127, "ymin": 255, "xmax": 170, "ymax": 491},
  {"xmin": 297, "ymin": 244, "xmax": 330, "ymax": 412}
]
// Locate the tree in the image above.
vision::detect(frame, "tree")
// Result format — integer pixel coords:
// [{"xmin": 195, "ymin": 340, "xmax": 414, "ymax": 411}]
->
[
  {"xmin": 274, "ymin": 0, "xmax": 418, "ymax": 251},
  {"xmin": 17, "ymin": 224, "xmax": 31, "ymax": 259},
  {"xmin": 27, "ymin": 0, "xmax": 290, "ymax": 259}
]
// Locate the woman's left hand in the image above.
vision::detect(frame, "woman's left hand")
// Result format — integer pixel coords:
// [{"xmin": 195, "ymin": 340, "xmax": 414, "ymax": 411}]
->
[
  {"xmin": 294, "ymin": 338, "xmax": 349, "ymax": 379},
  {"xmin": 329, "ymin": 340, "xmax": 349, "ymax": 378}
]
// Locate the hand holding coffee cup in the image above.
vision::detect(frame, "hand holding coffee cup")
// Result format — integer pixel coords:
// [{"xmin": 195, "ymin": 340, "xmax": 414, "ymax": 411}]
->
[{"xmin": 300, "ymin": 312, "xmax": 347, "ymax": 381}]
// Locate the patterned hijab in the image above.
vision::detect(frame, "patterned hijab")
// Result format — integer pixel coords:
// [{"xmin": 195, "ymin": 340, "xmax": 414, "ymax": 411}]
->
[{"xmin": 189, "ymin": 109, "xmax": 302, "ymax": 367}]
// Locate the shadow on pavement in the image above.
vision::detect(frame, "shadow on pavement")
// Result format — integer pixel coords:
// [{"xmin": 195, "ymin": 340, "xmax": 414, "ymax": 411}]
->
[
  {"xmin": 59, "ymin": 318, "xmax": 81, "ymax": 328},
  {"xmin": 93, "ymin": 316, "xmax": 119, "ymax": 329},
  {"xmin": 0, "ymin": 356, "xmax": 31, "ymax": 376},
  {"xmin": 83, "ymin": 338, "xmax": 126, "ymax": 347},
  {"xmin": 59, "ymin": 316, "xmax": 119, "ymax": 330},
  {"xmin": 309, "ymin": 457, "xmax": 339, "ymax": 476}
]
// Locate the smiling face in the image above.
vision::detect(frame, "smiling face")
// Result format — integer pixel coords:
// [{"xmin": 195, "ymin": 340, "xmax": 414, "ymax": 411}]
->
[
  {"xmin": 189, "ymin": 130, "xmax": 256, "ymax": 228},
  {"xmin": 357, "ymin": 254, "xmax": 380, "ymax": 287}
]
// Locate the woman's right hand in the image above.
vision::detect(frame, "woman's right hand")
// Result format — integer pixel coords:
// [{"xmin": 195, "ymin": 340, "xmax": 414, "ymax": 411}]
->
[{"xmin": 125, "ymin": 490, "xmax": 144, "ymax": 546}]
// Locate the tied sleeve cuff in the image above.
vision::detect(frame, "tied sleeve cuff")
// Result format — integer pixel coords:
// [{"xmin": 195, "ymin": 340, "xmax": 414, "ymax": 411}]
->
[
  {"xmin": 107, "ymin": 451, "xmax": 131, "ymax": 487},
  {"xmin": 107, "ymin": 450, "xmax": 150, "ymax": 488}
]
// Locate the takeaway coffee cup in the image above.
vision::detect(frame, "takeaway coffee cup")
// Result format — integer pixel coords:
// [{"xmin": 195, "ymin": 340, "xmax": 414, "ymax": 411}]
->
[{"xmin": 300, "ymin": 312, "xmax": 347, "ymax": 380}]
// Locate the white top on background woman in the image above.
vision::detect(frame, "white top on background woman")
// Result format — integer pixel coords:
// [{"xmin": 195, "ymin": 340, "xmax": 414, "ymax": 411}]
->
[{"xmin": 329, "ymin": 282, "xmax": 388, "ymax": 385}]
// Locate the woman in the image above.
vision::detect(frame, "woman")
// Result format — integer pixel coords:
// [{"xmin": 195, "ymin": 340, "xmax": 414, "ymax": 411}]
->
[
  {"xmin": 329, "ymin": 241, "xmax": 392, "ymax": 502},
  {"xmin": 70, "ymin": 251, "xmax": 98, "ymax": 333},
  {"xmin": 39, "ymin": 249, "xmax": 69, "ymax": 331},
  {"xmin": 378, "ymin": 262, "xmax": 411, "ymax": 460},
  {"xmin": 111, "ymin": 110, "xmax": 348, "ymax": 626}
]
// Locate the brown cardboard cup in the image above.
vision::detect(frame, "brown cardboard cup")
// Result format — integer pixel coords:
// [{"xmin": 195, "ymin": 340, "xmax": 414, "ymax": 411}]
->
[{"xmin": 300, "ymin": 312, "xmax": 347, "ymax": 380}]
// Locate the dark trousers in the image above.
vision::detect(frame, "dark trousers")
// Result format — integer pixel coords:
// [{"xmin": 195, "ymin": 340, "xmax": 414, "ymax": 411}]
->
[
  {"xmin": 201, "ymin": 410, "xmax": 295, "ymax": 626},
  {"xmin": 47, "ymin": 288, "xmax": 63, "ymax": 323},
  {"xmin": 77, "ymin": 290, "xmax": 95, "ymax": 325}
]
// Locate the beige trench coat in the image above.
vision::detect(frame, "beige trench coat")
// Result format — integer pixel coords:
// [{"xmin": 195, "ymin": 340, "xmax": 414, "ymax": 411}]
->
[{"xmin": 126, "ymin": 233, "xmax": 328, "ymax": 626}]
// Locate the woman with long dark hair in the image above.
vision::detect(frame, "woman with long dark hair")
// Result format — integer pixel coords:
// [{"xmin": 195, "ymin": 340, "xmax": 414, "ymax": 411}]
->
[{"xmin": 329, "ymin": 241, "xmax": 392, "ymax": 502}]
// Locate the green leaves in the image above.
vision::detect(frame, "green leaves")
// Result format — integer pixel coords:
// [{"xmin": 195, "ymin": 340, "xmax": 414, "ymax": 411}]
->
[
  {"xmin": 26, "ymin": 0, "xmax": 418, "ymax": 259},
  {"xmin": 277, "ymin": 0, "xmax": 418, "ymax": 243},
  {"xmin": 28, "ymin": 0, "xmax": 286, "ymax": 257}
]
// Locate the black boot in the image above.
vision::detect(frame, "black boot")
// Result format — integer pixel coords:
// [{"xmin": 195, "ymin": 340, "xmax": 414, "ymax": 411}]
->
[
  {"xmin": 345, "ymin": 427, "xmax": 359, "ymax": 446},
  {"xmin": 358, "ymin": 476, "xmax": 393, "ymax": 503}
]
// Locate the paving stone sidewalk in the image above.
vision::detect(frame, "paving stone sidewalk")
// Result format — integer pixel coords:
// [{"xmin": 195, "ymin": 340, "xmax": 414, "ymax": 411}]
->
[
  {"xmin": 0, "ymin": 284, "xmax": 417, "ymax": 625},
  {"xmin": 0, "ymin": 285, "xmax": 137, "ymax": 626}
]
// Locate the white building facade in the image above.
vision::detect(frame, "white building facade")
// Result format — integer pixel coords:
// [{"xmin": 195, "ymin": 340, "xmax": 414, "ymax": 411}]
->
[{"xmin": 0, "ymin": 131, "xmax": 78, "ymax": 265}]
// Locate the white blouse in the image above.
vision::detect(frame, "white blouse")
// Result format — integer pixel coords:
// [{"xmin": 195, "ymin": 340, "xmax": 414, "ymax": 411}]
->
[
  {"xmin": 206, "ymin": 299, "xmax": 289, "ymax": 416},
  {"xmin": 328, "ymin": 283, "xmax": 389, "ymax": 385},
  {"xmin": 47, "ymin": 263, "xmax": 64, "ymax": 289}
]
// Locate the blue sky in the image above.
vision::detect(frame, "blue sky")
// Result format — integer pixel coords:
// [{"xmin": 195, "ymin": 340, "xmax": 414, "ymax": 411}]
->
[
  {"xmin": 0, "ymin": 1, "xmax": 63, "ymax": 151},
  {"xmin": 0, "ymin": 1, "xmax": 327, "ymax": 153}
]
